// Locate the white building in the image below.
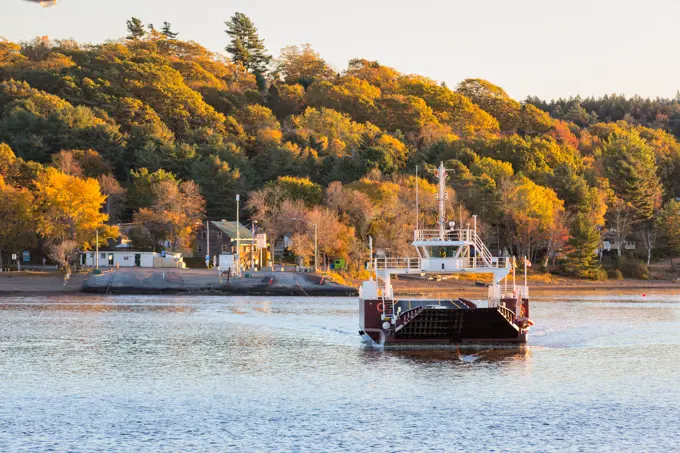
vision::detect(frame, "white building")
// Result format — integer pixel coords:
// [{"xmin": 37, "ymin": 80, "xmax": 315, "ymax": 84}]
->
[{"xmin": 80, "ymin": 251, "xmax": 185, "ymax": 268}]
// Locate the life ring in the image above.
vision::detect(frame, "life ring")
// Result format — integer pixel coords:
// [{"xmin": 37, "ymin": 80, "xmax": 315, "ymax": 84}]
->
[{"xmin": 376, "ymin": 302, "xmax": 383, "ymax": 313}]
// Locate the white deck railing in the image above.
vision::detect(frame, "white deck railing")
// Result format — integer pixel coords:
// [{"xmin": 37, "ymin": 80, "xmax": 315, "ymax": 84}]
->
[
  {"xmin": 413, "ymin": 229, "xmax": 494, "ymax": 267},
  {"xmin": 375, "ymin": 256, "xmax": 511, "ymax": 272}
]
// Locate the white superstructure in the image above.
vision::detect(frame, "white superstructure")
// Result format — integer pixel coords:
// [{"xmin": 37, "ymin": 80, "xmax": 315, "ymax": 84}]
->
[{"xmin": 364, "ymin": 162, "xmax": 524, "ymax": 307}]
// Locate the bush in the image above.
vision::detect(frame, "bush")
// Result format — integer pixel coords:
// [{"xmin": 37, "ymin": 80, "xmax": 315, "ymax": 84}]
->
[
  {"xmin": 620, "ymin": 258, "xmax": 649, "ymax": 280},
  {"xmin": 607, "ymin": 268, "xmax": 624, "ymax": 280},
  {"xmin": 593, "ymin": 268, "xmax": 609, "ymax": 281}
]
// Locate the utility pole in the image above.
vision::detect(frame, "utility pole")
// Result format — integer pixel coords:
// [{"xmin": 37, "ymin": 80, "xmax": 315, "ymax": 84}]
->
[
  {"xmin": 314, "ymin": 223, "xmax": 318, "ymax": 273},
  {"xmin": 251, "ymin": 221, "xmax": 256, "ymax": 271},
  {"xmin": 236, "ymin": 194, "xmax": 240, "ymax": 276},
  {"xmin": 206, "ymin": 219, "xmax": 210, "ymax": 267},
  {"xmin": 95, "ymin": 229, "xmax": 99, "ymax": 270}
]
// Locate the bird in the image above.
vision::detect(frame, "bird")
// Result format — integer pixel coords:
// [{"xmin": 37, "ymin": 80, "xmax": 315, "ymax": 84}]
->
[{"xmin": 24, "ymin": 0, "xmax": 60, "ymax": 7}]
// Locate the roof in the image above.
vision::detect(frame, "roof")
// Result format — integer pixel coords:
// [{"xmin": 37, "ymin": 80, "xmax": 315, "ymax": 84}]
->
[{"xmin": 210, "ymin": 221, "xmax": 253, "ymax": 240}]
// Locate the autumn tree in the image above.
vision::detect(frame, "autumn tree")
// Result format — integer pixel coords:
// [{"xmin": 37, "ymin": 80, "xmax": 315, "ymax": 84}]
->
[
  {"xmin": 99, "ymin": 174, "xmax": 127, "ymax": 224},
  {"xmin": 0, "ymin": 175, "xmax": 36, "ymax": 270},
  {"xmin": 33, "ymin": 168, "xmax": 111, "ymax": 272},
  {"xmin": 275, "ymin": 44, "xmax": 333, "ymax": 86},
  {"xmin": 503, "ymin": 177, "xmax": 565, "ymax": 263},
  {"xmin": 133, "ymin": 180, "xmax": 205, "ymax": 252}
]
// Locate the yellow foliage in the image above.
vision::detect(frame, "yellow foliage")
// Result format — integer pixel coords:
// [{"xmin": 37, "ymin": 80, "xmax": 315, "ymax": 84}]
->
[{"xmin": 33, "ymin": 168, "xmax": 108, "ymax": 243}]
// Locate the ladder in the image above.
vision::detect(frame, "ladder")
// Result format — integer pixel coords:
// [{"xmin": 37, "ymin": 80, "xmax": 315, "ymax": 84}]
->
[{"xmin": 382, "ymin": 299, "xmax": 394, "ymax": 319}]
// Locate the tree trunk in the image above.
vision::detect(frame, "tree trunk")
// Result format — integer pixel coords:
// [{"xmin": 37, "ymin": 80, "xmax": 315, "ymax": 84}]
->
[{"xmin": 0, "ymin": 250, "xmax": 3, "ymax": 272}]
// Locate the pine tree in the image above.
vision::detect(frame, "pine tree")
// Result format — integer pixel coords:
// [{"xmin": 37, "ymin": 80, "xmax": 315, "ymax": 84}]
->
[
  {"xmin": 126, "ymin": 17, "xmax": 146, "ymax": 40},
  {"xmin": 161, "ymin": 22, "xmax": 179, "ymax": 39},
  {"xmin": 657, "ymin": 199, "xmax": 680, "ymax": 268},
  {"xmin": 563, "ymin": 213, "xmax": 602, "ymax": 279},
  {"xmin": 224, "ymin": 12, "xmax": 271, "ymax": 76},
  {"xmin": 601, "ymin": 130, "xmax": 663, "ymax": 223}
]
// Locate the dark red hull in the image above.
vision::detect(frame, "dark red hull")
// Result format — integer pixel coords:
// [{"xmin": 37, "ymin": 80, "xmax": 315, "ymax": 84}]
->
[{"xmin": 359, "ymin": 298, "xmax": 529, "ymax": 348}]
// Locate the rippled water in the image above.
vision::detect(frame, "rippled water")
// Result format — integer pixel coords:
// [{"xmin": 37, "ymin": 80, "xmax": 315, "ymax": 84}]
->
[{"xmin": 1, "ymin": 293, "xmax": 679, "ymax": 452}]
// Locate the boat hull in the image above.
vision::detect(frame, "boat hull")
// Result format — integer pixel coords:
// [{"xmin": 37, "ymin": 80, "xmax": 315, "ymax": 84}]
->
[{"xmin": 359, "ymin": 298, "xmax": 528, "ymax": 348}]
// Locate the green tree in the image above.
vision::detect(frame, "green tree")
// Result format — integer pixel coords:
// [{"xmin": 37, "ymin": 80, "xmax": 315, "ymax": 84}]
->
[
  {"xmin": 563, "ymin": 213, "xmax": 602, "ymax": 279},
  {"xmin": 161, "ymin": 22, "xmax": 179, "ymax": 39},
  {"xmin": 601, "ymin": 130, "xmax": 663, "ymax": 223},
  {"xmin": 126, "ymin": 17, "xmax": 147, "ymax": 40},
  {"xmin": 657, "ymin": 199, "xmax": 680, "ymax": 268},
  {"xmin": 224, "ymin": 13, "xmax": 271, "ymax": 77}
]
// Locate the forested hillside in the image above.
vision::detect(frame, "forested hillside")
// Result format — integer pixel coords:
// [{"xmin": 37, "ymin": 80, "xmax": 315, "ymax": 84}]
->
[{"xmin": 2, "ymin": 13, "xmax": 680, "ymax": 278}]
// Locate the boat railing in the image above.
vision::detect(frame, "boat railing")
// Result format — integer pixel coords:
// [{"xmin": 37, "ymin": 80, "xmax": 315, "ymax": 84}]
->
[
  {"xmin": 497, "ymin": 305, "xmax": 515, "ymax": 323},
  {"xmin": 414, "ymin": 229, "xmax": 495, "ymax": 267},
  {"xmin": 375, "ymin": 256, "xmax": 511, "ymax": 272},
  {"xmin": 374, "ymin": 257, "xmax": 422, "ymax": 271}
]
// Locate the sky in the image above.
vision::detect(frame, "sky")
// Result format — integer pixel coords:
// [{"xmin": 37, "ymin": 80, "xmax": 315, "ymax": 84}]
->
[{"xmin": 3, "ymin": 0, "xmax": 680, "ymax": 101}]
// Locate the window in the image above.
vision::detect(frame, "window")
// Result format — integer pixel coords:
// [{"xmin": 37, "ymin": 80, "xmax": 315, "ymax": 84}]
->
[
  {"xmin": 198, "ymin": 245, "xmax": 203, "ymax": 252},
  {"xmin": 201, "ymin": 232, "xmax": 206, "ymax": 239},
  {"xmin": 222, "ymin": 245, "xmax": 227, "ymax": 252},
  {"xmin": 100, "ymin": 253, "xmax": 106, "ymax": 259},
  {"xmin": 216, "ymin": 232, "xmax": 222, "ymax": 239}
]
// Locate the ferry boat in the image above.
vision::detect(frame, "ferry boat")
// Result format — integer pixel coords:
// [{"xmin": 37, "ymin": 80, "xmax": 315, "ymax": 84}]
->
[{"xmin": 359, "ymin": 162, "xmax": 533, "ymax": 348}]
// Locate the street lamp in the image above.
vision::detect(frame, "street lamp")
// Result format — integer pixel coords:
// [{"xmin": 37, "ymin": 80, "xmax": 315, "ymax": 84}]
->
[
  {"xmin": 291, "ymin": 218, "xmax": 318, "ymax": 272},
  {"xmin": 235, "ymin": 194, "xmax": 240, "ymax": 276}
]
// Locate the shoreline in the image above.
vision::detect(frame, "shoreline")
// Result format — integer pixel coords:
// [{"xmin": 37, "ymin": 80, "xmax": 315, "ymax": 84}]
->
[{"xmin": 1, "ymin": 270, "xmax": 679, "ymax": 298}]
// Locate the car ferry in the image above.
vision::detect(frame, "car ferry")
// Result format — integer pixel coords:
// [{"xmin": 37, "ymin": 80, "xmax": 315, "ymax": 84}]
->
[{"xmin": 359, "ymin": 163, "xmax": 533, "ymax": 348}]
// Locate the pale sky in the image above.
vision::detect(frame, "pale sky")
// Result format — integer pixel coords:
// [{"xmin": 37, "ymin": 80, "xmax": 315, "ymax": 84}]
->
[{"xmin": 2, "ymin": 0, "xmax": 679, "ymax": 100}]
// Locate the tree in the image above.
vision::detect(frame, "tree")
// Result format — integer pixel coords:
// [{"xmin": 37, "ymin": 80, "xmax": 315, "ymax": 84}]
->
[
  {"xmin": 161, "ymin": 22, "xmax": 179, "ymax": 39},
  {"xmin": 33, "ymin": 168, "xmax": 110, "ymax": 273},
  {"xmin": 133, "ymin": 180, "xmax": 205, "ymax": 252},
  {"xmin": 270, "ymin": 176, "xmax": 323, "ymax": 206},
  {"xmin": 99, "ymin": 174, "xmax": 127, "ymax": 224},
  {"xmin": 224, "ymin": 13, "xmax": 271, "ymax": 76},
  {"xmin": 657, "ymin": 199, "xmax": 680, "ymax": 268},
  {"xmin": 601, "ymin": 130, "xmax": 663, "ymax": 223},
  {"xmin": 0, "ymin": 175, "xmax": 36, "ymax": 270},
  {"xmin": 126, "ymin": 17, "xmax": 147, "ymax": 40},
  {"xmin": 275, "ymin": 44, "xmax": 333, "ymax": 86},
  {"xmin": 563, "ymin": 213, "xmax": 603, "ymax": 279},
  {"xmin": 504, "ymin": 177, "xmax": 565, "ymax": 263}
]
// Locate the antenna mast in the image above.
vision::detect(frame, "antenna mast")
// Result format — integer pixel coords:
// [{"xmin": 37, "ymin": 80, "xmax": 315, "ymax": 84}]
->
[
  {"xmin": 438, "ymin": 162, "xmax": 446, "ymax": 240},
  {"xmin": 415, "ymin": 165, "xmax": 419, "ymax": 231}
]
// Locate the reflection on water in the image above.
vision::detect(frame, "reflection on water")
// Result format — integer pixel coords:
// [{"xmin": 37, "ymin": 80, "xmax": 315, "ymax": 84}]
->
[{"xmin": 0, "ymin": 294, "xmax": 679, "ymax": 452}]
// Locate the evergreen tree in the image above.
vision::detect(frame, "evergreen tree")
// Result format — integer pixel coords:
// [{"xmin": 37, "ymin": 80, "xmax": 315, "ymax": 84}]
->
[
  {"xmin": 126, "ymin": 17, "xmax": 146, "ymax": 40},
  {"xmin": 224, "ymin": 12, "xmax": 271, "ymax": 76},
  {"xmin": 601, "ymin": 130, "xmax": 663, "ymax": 223},
  {"xmin": 161, "ymin": 22, "xmax": 179, "ymax": 39},
  {"xmin": 563, "ymin": 213, "xmax": 602, "ymax": 279},
  {"xmin": 657, "ymin": 199, "xmax": 680, "ymax": 268}
]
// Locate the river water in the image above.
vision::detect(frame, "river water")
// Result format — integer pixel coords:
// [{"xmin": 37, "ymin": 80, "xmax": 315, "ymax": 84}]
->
[{"xmin": 0, "ymin": 293, "xmax": 679, "ymax": 452}]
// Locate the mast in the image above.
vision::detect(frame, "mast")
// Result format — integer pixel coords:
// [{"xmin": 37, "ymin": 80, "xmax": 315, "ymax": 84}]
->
[
  {"xmin": 438, "ymin": 162, "xmax": 446, "ymax": 240},
  {"xmin": 415, "ymin": 165, "xmax": 419, "ymax": 231}
]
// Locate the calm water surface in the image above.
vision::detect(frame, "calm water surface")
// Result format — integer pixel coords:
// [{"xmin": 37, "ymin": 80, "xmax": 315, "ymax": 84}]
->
[{"xmin": 1, "ymin": 293, "xmax": 679, "ymax": 452}]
